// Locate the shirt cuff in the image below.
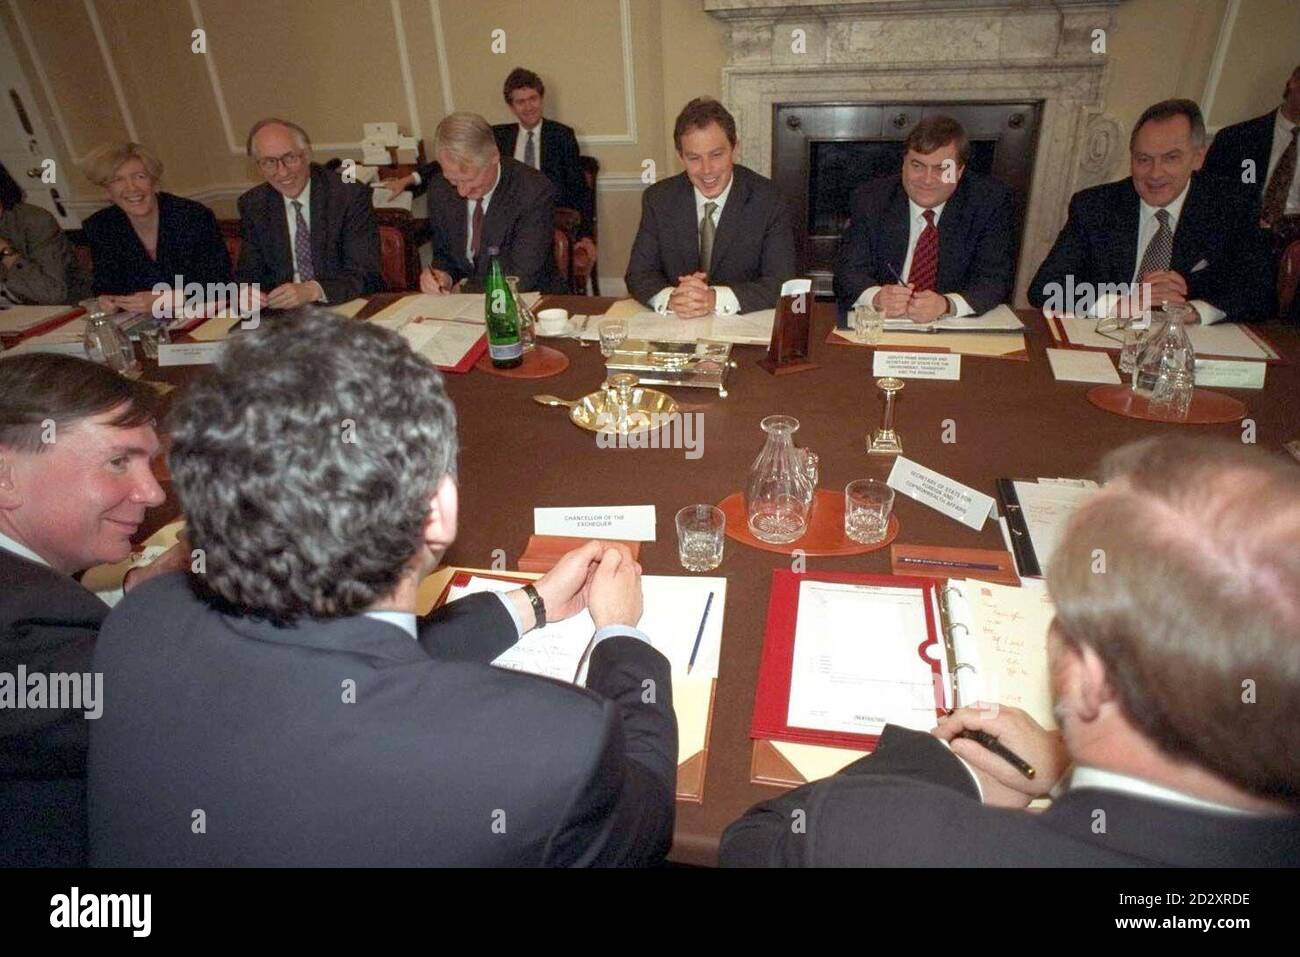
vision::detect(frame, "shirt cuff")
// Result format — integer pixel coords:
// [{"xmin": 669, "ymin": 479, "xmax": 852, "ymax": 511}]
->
[
  {"xmin": 1189, "ymin": 299, "xmax": 1227, "ymax": 325},
  {"xmin": 945, "ymin": 294, "xmax": 975, "ymax": 318},
  {"xmin": 311, "ymin": 281, "xmax": 328, "ymax": 304},
  {"xmin": 854, "ymin": 286, "xmax": 882, "ymax": 309},
  {"xmin": 936, "ymin": 738, "xmax": 985, "ymax": 803},
  {"xmin": 592, "ymin": 624, "xmax": 653, "ymax": 647},
  {"xmin": 494, "ymin": 590, "xmax": 526, "ymax": 637},
  {"xmin": 712, "ymin": 286, "xmax": 741, "ymax": 315},
  {"xmin": 410, "ymin": 171, "xmax": 422, "ymax": 187},
  {"xmin": 649, "ymin": 287, "xmax": 672, "ymax": 314}
]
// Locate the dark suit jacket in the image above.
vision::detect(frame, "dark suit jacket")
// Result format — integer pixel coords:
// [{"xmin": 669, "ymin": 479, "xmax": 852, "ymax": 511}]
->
[
  {"xmin": 88, "ymin": 573, "xmax": 677, "ymax": 866},
  {"xmin": 1204, "ymin": 110, "xmax": 1277, "ymax": 212},
  {"xmin": 83, "ymin": 191, "xmax": 230, "ymax": 296},
  {"xmin": 1028, "ymin": 173, "xmax": 1275, "ymax": 322},
  {"xmin": 0, "ymin": 548, "xmax": 107, "ymax": 867},
  {"xmin": 492, "ymin": 120, "xmax": 594, "ymax": 238},
  {"xmin": 0, "ymin": 201, "xmax": 90, "ymax": 304},
  {"xmin": 425, "ymin": 158, "xmax": 564, "ymax": 294},
  {"xmin": 721, "ymin": 725, "xmax": 1300, "ymax": 867},
  {"xmin": 625, "ymin": 165, "xmax": 797, "ymax": 314},
  {"xmin": 235, "ymin": 164, "xmax": 384, "ymax": 302},
  {"xmin": 832, "ymin": 171, "xmax": 1015, "ymax": 324}
]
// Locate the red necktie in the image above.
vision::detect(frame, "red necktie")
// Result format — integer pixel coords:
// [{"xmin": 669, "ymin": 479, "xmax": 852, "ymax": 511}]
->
[
  {"xmin": 907, "ymin": 208, "xmax": 938, "ymax": 292},
  {"xmin": 470, "ymin": 199, "xmax": 484, "ymax": 261}
]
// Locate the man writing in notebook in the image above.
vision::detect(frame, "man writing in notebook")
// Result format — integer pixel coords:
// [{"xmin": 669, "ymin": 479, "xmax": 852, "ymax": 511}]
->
[
  {"xmin": 833, "ymin": 115, "xmax": 1015, "ymax": 325},
  {"xmin": 89, "ymin": 309, "xmax": 677, "ymax": 867},
  {"xmin": 722, "ymin": 435, "xmax": 1300, "ymax": 867}
]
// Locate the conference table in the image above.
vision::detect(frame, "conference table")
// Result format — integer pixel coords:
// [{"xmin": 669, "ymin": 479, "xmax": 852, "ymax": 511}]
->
[{"xmin": 141, "ymin": 295, "xmax": 1300, "ymax": 867}]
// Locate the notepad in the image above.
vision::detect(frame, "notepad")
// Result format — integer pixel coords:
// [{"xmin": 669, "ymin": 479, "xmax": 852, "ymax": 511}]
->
[
  {"xmin": 882, "ymin": 303, "xmax": 1025, "ymax": 333},
  {"xmin": 1046, "ymin": 347, "xmax": 1121, "ymax": 383},
  {"xmin": 577, "ymin": 308, "xmax": 775, "ymax": 345},
  {"xmin": 367, "ymin": 291, "xmax": 541, "ymax": 328}
]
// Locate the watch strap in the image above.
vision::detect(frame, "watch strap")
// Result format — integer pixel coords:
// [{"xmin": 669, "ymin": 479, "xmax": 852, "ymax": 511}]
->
[{"xmin": 522, "ymin": 583, "xmax": 547, "ymax": 629}]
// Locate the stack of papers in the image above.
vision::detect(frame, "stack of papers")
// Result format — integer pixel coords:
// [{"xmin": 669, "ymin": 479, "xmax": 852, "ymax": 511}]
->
[
  {"xmin": 367, "ymin": 292, "xmax": 541, "ymax": 329},
  {"xmin": 997, "ymin": 478, "xmax": 1098, "ymax": 577},
  {"xmin": 4, "ymin": 317, "xmax": 87, "ymax": 355},
  {"xmin": 882, "ymin": 303, "xmax": 1025, "ymax": 333},
  {"xmin": 0, "ymin": 304, "xmax": 78, "ymax": 336},
  {"xmin": 578, "ymin": 308, "xmax": 775, "ymax": 346},
  {"xmin": 1053, "ymin": 314, "xmax": 1274, "ymax": 360}
]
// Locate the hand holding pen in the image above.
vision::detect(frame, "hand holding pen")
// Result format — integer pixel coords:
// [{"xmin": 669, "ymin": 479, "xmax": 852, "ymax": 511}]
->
[{"xmin": 932, "ymin": 703, "xmax": 1070, "ymax": 809}]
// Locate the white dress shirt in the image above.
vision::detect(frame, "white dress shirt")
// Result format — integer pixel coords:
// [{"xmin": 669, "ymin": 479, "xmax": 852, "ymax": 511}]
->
[
  {"xmin": 514, "ymin": 120, "xmax": 543, "ymax": 170},
  {"xmin": 853, "ymin": 199, "xmax": 974, "ymax": 317},
  {"xmin": 281, "ymin": 179, "xmax": 327, "ymax": 302},
  {"xmin": 1266, "ymin": 109, "xmax": 1300, "ymax": 216},
  {"xmin": 649, "ymin": 176, "xmax": 741, "ymax": 315},
  {"xmin": 465, "ymin": 164, "xmax": 502, "ymax": 264},
  {"xmin": 0, "ymin": 529, "xmax": 48, "ymax": 567},
  {"xmin": 1129, "ymin": 181, "xmax": 1226, "ymax": 325},
  {"xmin": 1068, "ymin": 766, "xmax": 1255, "ymax": 816}
]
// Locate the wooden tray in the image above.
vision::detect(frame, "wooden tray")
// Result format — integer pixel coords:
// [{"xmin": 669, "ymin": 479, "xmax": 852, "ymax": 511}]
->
[
  {"xmin": 476, "ymin": 344, "xmax": 569, "ymax": 378},
  {"xmin": 1086, "ymin": 384, "xmax": 1246, "ymax": 424},
  {"xmin": 718, "ymin": 490, "xmax": 900, "ymax": 556}
]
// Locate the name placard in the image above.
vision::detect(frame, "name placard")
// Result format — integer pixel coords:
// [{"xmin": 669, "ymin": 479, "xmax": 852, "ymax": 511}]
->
[
  {"xmin": 1194, "ymin": 359, "xmax": 1265, "ymax": 390},
  {"xmin": 886, "ymin": 456, "xmax": 995, "ymax": 531},
  {"xmin": 534, "ymin": 505, "xmax": 657, "ymax": 542},
  {"xmin": 157, "ymin": 342, "xmax": 225, "ymax": 366},
  {"xmin": 872, "ymin": 350, "xmax": 961, "ymax": 380}
]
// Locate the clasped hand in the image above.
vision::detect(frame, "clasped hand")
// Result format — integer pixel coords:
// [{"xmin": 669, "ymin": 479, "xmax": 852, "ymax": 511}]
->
[
  {"xmin": 669, "ymin": 272, "xmax": 716, "ymax": 319},
  {"xmin": 524, "ymin": 540, "xmax": 643, "ymax": 633},
  {"xmin": 873, "ymin": 284, "xmax": 949, "ymax": 323}
]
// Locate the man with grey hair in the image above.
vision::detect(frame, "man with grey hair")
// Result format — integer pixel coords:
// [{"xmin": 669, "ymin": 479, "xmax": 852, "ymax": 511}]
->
[
  {"xmin": 89, "ymin": 309, "xmax": 675, "ymax": 866},
  {"xmin": 1030, "ymin": 98, "xmax": 1273, "ymax": 324},
  {"xmin": 417, "ymin": 111, "xmax": 562, "ymax": 294},
  {"xmin": 722, "ymin": 435, "xmax": 1300, "ymax": 867},
  {"xmin": 235, "ymin": 118, "xmax": 383, "ymax": 308}
]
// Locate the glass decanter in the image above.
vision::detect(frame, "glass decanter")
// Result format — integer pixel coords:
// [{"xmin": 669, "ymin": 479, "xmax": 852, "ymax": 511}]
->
[
  {"xmin": 1132, "ymin": 304, "xmax": 1195, "ymax": 412},
  {"xmin": 83, "ymin": 312, "xmax": 142, "ymax": 379},
  {"xmin": 745, "ymin": 415, "xmax": 813, "ymax": 544},
  {"xmin": 505, "ymin": 275, "xmax": 536, "ymax": 352}
]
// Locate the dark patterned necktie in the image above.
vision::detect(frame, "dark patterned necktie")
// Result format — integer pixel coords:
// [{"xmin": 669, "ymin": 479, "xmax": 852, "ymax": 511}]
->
[
  {"xmin": 907, "ymin": 209, "xmax": 938, "ymax": 292},
  {"xmin": 524, "ymin": 130, "xmax": 536, "ymax": 170},
  {"xmin": 1261, "ymin": 125, "xmax": 1298, "ymax": 229},
  {"xmin": 292, "ymin": 200, "xmax": 314, "ymax": 282},
  {"xmin": 699, "ymin": 201, "xmax": 718, "ymax": 272},
  {"xmin": 1137, "ymin": 208, "xmax": 1173, "ymax": 278},
  {"xmin": 470, "ymin": 198, "xmax": 484, "ymax": 262}
]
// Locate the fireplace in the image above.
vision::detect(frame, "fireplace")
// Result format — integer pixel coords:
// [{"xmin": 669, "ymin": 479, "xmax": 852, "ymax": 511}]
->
[
  {"xmin": 705, "ymin": 0, "xmax": 1124, "ymax": 306},
  {"xmin": 773, "ymin": 101, "xmax": 1042, "ymax": 295}
]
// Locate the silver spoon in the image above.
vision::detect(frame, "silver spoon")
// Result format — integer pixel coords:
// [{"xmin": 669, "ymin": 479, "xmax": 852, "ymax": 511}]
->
[{"xmin": 532, "ymin": 394, "xmax": 578, "ymax": 408}]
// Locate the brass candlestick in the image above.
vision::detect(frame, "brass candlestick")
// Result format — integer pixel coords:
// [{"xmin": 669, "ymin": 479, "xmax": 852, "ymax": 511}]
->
[{"xmin": 867, "ymin": 377, "xmax": 904, "ymax": 456}]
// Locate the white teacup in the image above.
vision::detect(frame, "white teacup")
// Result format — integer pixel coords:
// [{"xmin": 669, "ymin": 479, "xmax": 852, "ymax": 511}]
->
[{"xmin": 536, "ymin": 308, "xmax": 569, "ymax": 336}]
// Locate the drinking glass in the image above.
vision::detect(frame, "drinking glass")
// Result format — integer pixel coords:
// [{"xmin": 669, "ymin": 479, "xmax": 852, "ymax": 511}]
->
[
  {"xmin": 844, "ymin": 479, "xmax": 895, "ymax": 544},
  {"xmin": 597, "ymin": 319, "xmax": 628, "ymax": 357},
  {"xmin": 850, "ymin": 302, "xmax": 885, "ymax": 344},
  {"xmin": 676, "ymin": 505, "xmax": 725, "ymax": 572}
]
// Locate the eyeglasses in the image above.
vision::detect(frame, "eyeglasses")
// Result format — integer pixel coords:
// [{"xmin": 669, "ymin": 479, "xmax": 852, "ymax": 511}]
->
[{"xmin": 256, "ymin": 150, "xmax": 306, "ymax": 174}]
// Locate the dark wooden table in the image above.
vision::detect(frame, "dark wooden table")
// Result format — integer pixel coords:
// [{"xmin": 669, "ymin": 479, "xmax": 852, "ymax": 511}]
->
[{"xmin": 143, "ymin": 296, "xmax": 1300, "ymax": 866}]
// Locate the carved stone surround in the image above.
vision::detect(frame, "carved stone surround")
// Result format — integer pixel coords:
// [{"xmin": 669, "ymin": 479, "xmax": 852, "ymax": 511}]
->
[{"xmin": 704, "ymin": 0, "xmax": 1125, "ymax": 304}]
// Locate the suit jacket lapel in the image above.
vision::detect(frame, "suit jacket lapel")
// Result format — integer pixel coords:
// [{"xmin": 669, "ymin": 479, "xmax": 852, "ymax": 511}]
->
[
  {"xmin": 883, "ymin": 183, "xmax": 911, "ymax": 281},
  {"xmin": 936, "ymin": 178, "xmax": 969, "ymax": 288},
  {"xmin": 707, "ymin": 169, "xmax": 747, "ymax": 274},
  {"xmin": 1170, "ymin": 174, "xmax": 1211, "ymax": 274},
  {"xmin": 267, "ymin": 187, "xmax": 293, "ymax": 281},
  {"xmin": 308, "ymin": 166, "xmax": 328, "ymax": 275},
  {"xmin": 477, "ymin": 162, "xmax": 512, "ymax": 278},
  {"xmin": 1113, "ymin": 180, "xmax": 1141, "ymax": 281},
  {"xmin": 674, "ymin": 175, "xmax": 701, "ymax": 273}
]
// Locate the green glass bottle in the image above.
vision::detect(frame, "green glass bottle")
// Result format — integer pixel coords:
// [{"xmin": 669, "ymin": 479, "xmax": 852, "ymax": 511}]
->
[{"xmin": 484, "ymin": 248, "xmax": 523, "ymax": 369}]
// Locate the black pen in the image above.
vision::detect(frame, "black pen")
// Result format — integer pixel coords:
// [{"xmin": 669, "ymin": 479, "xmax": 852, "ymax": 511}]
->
[
  {"xmin": 687, "ymin": 592, "xmax": 714, "ymax": 675},
  {"xmin": 957, "ymin": 729, "xmax": 1036, "ymax": 779}
]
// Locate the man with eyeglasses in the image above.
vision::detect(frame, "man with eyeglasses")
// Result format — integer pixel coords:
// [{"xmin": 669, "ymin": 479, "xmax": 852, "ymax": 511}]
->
[{"xmin": 235, "ymin": 118, "xmax": 383, "ymax": 308}]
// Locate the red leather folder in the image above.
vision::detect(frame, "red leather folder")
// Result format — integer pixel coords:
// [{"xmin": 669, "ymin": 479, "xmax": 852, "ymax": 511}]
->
[
  {"xmin": 750, "ymin": 569, "xmax": 945, "ymax": 752},
  {"xmin": 0, "ymin": 305, "xmax": 82, "ymax": 348},
  {"xmin": 437, "ymin": 333, "xmax": 487, "ymax": 373}
]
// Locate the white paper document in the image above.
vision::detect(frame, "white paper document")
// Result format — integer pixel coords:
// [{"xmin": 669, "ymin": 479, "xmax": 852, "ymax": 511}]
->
[
  {"xmin": 578, "ymin": 309, "xmax": 774, "ymax": 346},
  {"xmin": 872, "ymin": 350, "xmax": 961, "ymax": 380},
  {"xmin": 367, "ymin": 292, "xmax": 542, "ymax": 329},
  {"xmin": 1194, "ymin": 358, "xmax": 1266, "ymax": 389},
  {"xmin": 0, "ymin": 304, "xmax": 78, "ymax": 334},
  {"xmin": 1012, "ymin": 480, "xmax": 1096, "ymax": 574},
  {"xmin": 533, "ymin": 505, "xmax": 656, "ymax": 541},
  {"xmin": 786, "ymin": 581, "xmax": 939, "ymax": 736},
  {"xmin": 1045, "ymin": 347, "xmax": 1121, "ymax": 384},
  {"xmin": 1056, "ymin": 315, "xmax": 1272, "ymax": 360},
  {"xmin": 446, "ymin": 574, "xmax": 725, "ymax": 681},
  {"xmin": 398, "ymin": 320, "xmax": 483, "ymax": 368},
  {"xmin": 157, "ymin": 341, "xmax": 225, "ymax": 366},
  {"xmin": 883, "ymin": 303, "xmax": 1024, "ymax": 333},
  {"xmin": 886, "ymin": 456, "xmax": 996, "ymax": 531}
]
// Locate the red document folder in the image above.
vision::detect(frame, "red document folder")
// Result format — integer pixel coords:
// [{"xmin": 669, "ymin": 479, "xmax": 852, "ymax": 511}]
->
[
  {"xmin": 750, "ymin": 569, "xmax": 946, "ymax": 752},
  {"xmin": 439, "ymin": 333, "xmax": 487, "ymax": 373}
]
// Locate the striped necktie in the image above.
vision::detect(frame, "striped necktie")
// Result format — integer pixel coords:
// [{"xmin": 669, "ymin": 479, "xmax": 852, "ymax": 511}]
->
[{"xmin": 907, "ymin": 209, "xmax": 938, "ymax": 292}]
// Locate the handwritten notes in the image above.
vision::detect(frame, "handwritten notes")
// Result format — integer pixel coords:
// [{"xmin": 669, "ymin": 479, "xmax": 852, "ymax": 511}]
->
[{"xmin": 964, "ymin": 580, "xmax": 1056, "ymax": 729}]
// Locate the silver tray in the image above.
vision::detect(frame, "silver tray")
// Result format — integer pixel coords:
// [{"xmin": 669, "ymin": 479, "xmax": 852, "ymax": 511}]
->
[{"xmin": 604, "ymin": 338, "xmax": 736, "ymax": 397}]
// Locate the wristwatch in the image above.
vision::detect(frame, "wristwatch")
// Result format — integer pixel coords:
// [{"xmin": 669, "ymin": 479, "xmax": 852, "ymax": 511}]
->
[{"xmin": 522, "ymin": 583, "xmax": 547, "ymax": 629}]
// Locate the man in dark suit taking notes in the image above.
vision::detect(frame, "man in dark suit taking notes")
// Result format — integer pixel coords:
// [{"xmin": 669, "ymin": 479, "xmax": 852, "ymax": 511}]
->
[
  {"xmin": 722, "ymin": 436, "xmax": 1300, "ymax": 868},
  {"xmin": 89, "ymin": 310, "xmax": 675, "ymax": 867},
  {"xmin": 625, "ymin": 97, "xmax": 796, "ymax": 317},
  {"xmin": 1030, "ymin": 99, "xmax": 1273, "ymax": 323},
  {"xmin": 833, "ymin": 115, "xmax": 1015, "ymax": 325},
  {"xmin": 235, "ymin": 118, "xmax": 384, "ymax": 307}
]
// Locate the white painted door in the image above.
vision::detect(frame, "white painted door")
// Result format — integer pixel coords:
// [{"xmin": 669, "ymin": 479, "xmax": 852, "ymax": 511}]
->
[{"xmin": 0, "ymin": 15, "xmax": 80, "ymax": 227}]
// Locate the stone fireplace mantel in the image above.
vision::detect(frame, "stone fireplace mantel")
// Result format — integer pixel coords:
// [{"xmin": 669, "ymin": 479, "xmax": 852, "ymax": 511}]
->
[{"xmin": 704, "ymin": 0, "xmax": 1126, "ymax": 303}]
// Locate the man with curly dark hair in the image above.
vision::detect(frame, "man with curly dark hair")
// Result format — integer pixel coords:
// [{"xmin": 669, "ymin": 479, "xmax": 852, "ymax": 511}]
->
[{"xmin": 88, "ymin": 308, "xmax": 677, "ymax": 866}]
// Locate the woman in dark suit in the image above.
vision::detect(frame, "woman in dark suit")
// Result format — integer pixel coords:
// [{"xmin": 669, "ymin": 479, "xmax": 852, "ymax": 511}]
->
[{"xmin": 81, "ymin": 143, "xmax": 231, "ymax": 312}]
